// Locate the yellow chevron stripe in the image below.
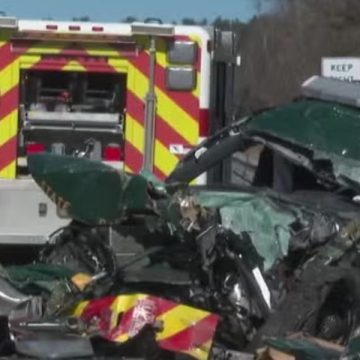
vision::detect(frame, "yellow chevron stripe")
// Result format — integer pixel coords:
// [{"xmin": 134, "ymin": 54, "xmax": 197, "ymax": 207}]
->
[
  {"xmin": 62, "ymin": 60, "xmax": 87, "ymax": 71},
  {"xmin": 184, "ymin": 339, "xmax": 213, "ymax": 360},
  {"xmin": 0, "ymin": 60, "xmax": 20, "ymax": 95},
  {"xmin": 24, "ymin": 41, "xmax": 71, "ymax": 55},
  {"xmin": 24, "ymin": 43, "xmax": 67, "ymax": 59},
  {"xmin": 126, "ymin": 114, "xmax": 144, "ymax": 152},
  {"xmin": 107, "ymin": 58, "xmax": 126, "ymax": 67},
  {"xmin": 0, "ymin": 161, "xmax": 15, "ymax": 178},
  {"xmin": 0, "ymin": 40, "xmax": 18, "ymax": 179},
  {"xmin": 154, "ymin": 140, "xmax": 178, "ymax": 175},
  {"xmin": 77, "ymin": 42, "xmax": 129, "ymax": 72},
  {"xmin": 124, "ymin": 165, "xmax": 133, "ymax": 173},
  {"xmin": 19, "ymin": 43, "xmax": 68, "ymax": 73},
  {"xmin": 126, "ymin": 115, "xmax": 178, "ymax": 175},
  {"xmin": 73, "ymin": 300, "xmax": 90, "ymax": 317},
  {"xmin": 18, "ymin": 54, "xmax": 42, "ymax": 69},
  {"xmin": 155, "ymin": 304, "xmax": 211, "ymax": 341},
  {"xmin": 116, "ymin": 333, "xmax": 130, "ymax": 342},
  {"xmin": 83, "ymin": 43, "xmax": 122, "ymax": 58},
  {"xmin": 153, "ymin": 82, "xmax": 198, "ymax": 145},
  {"xmin": 111, "ymin": 294, "xmax": 150, "ymax": 342},
  {"xmin": 0, "ymin": 110, "xmax": 17, "ymax": 147},
  {"xmin": 128, "ymin": 66, "xmax": 198, "ymax": 145},
  {"xmin": 107, "ymin": 58, "xmax": 130, "ymax": 72},
  {"xmin": 110, "ymin": 294, "xmax": 149, "ymax": 328}
]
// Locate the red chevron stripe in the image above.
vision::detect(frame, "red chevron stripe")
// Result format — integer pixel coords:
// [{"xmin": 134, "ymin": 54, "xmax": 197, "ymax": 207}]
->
[
  {"xmin": 0, "ymin": 40, "xmax": 37, "ymax": 71},
  {"xmin": 153, "ymin": 166, "xmax": 167, "ymax": 180},
  {"xmin": 81, "ymin": 296, "xmax": 116, "ymax": 320},
  {"xmin": 31, "ymin": 57, "xmax": 69, "ymax": 70},
  {"xmin": 0, "ymin": 43, "xmax": 13, "ymax": 70},
  {"xmin": 0, "ymin": 86, "xmax": 19, "ymax": 120},
  {"xmin": 124, "ymin": 141, "xmax": 166, "ymax": 179},
  {"xmin": 110, "ymin": 296, "xmax": 179, "ymax": 340},
  {"xmin": 77, "ymin": 59, "xmax": 117, "ymax": 73},
  {"xmin": 79, "ymin": 296, "xmax": 117, "ymax": 335},
  {"xmin": 30, "ymin": 46, "xmax": 91, "ymax": 71},
  {"xmin": 126, "ymin": 90, "xmax": 191, "ymax": 146},
  {"xmin": 0, "ymin": 136, "xmax": 17, "ymax": 172},
  {"xmin": 158, "ymin": 313, "xmax": 218, "ymax": 352},
  {"xmin": 31, "ymin": 46, "xmax": 118, "ymax": 73},
  {"xmin": 62, "ymin": 45, "xmax": 118, "ymax": 73},
  {"xmin": 128, "ymin": 52, "xmax": 199, "ymax": 121},
  {"xmin": 124, "ymin": 140, "xmax": 143, "ymax": 174}
]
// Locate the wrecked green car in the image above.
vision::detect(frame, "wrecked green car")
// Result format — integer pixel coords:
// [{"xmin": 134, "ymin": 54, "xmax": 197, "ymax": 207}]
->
[{"xmin": 5, "ymin": 76, "xmax": 360, "ymax": 359}]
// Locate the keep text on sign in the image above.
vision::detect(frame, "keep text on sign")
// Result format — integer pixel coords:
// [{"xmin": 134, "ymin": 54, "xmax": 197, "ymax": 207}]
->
[{"xmin": 322, "ymin": 58, "xmax": 360, "ymax": 82}]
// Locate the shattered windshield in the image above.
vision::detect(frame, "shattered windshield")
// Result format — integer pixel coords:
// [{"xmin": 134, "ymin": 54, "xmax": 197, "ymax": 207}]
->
[{"xmin": 247, "ymin": 99, "xmax": 360, "ymax": 187}]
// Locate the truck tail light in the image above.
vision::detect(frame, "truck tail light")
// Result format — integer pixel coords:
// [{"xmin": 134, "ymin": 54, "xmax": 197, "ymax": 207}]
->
[
  {"xmin": 69, "ymin": 25, "xmax": 81, "ymax": 31},
  {"xmin": 46, "ymin": 24, "xmax": 58, "ymax": 30},
  {"xmin": 103, "ymin": 144, "xmax": 123, "ymax": 161},
  {"xmin": 92, "ymin": 26, "xmax": 104, "ymax": 32},
  {"xmin": 26, "ymin": 142, "xmax": 45, "ymax": 154},
  {"xmin": 199, "ymin": 109, "xmax": 210, "ymax": 137}
]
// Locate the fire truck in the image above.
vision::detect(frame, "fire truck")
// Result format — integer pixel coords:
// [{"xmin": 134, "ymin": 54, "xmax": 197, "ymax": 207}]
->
[{"xmin": 0, "ymin": 15, "xmax": 240, "ymax": 244}]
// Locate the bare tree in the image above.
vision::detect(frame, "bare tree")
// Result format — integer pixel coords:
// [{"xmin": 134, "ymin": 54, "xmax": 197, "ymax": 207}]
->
[{"xmin": 236, "ymin": 0, "xmax": 360, "ymax": 115}]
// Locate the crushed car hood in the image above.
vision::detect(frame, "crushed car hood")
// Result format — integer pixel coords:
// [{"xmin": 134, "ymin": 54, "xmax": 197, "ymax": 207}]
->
[
  {"xmin": 247, "ymin": 99, "xmax": 360, "ymax": 187},
  {"xmin": 27, "ymin": 96, "xmax": 360, "ymax": 271},
  {"xmin": 169, "ymin": 98, "xmax": 360, "ymax": 190},
  {"xmin": 28, "ymin": 153, "xmax": 151, "ymax": 225},
  {"xmin": 194, "ymin": 187, "xmax": 360, "ymax": 270},
  {"xmin": 28, "ymin": 153, "xmax": 360, "ymax": 272}
]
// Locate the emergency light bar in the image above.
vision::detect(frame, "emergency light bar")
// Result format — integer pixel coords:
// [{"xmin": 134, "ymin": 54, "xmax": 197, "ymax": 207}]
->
[
  {"xmin": 0, "ymin": 16, "xmax": 17, "ymax": 29},
  {"xmin": 302, "ymin": 75, "xmax": 360, "ymax": 108},
  {"xmin": 131, "ymin": 22, "xmax": 174, "ymax": 37}
]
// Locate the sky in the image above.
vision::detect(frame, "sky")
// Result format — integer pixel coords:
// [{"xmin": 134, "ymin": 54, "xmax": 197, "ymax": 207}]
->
[{"xmin": 0, "ymin": 0, "xmax": 266, "ymax": 23}]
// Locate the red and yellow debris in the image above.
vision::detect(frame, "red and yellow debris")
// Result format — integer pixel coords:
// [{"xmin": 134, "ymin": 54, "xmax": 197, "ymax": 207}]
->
[{"xmin": 74, "ymin": 293, "xmax": 219, "ymax": 360}]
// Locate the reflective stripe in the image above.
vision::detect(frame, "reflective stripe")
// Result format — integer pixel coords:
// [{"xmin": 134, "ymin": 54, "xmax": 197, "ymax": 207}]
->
[
  {"xmin": 126, "ymin": 115, "xmax": 178, "ymax": 176},
  {"xmin": 157, "ymin": 315, "xmax": 218, "ymax": 360},
  {"xmin": 128, "ymin": 65, "xmax": 198, "ymax": 144},
  {"xmin": 0, "ymin": 110, "xmax": 17, "ymax": 147},
  {"xmin": 0, "ymin": 137, "xmax": 17, "ymax": 178},
  {"xmin": 0, "ymin": 87, "xmax": 18, "ymax": 120},
  {"xmin": 73, "ymin": 300, "xmax": 90, "ymax": 317},
  {"xmin": 0, "ymin": 27, "xmax": 208, "ymax": 180},
  {"xmin": 62, "ymin": 60, "xmax": 87, "ymax": 71},
  {"xmin": 0, "ymin": 61, "xmax": 20, "ymax": 95},
  {"xmin": 74, "ymin": 293, "xmax": 218, "ymax": 360},
  {"xmin": 156, "ymin": 303, "xmax": 210, "ymax": 341},
  {"xmin": 0, "ymin": 160, "xmax": 16, "ymax": 178}
]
